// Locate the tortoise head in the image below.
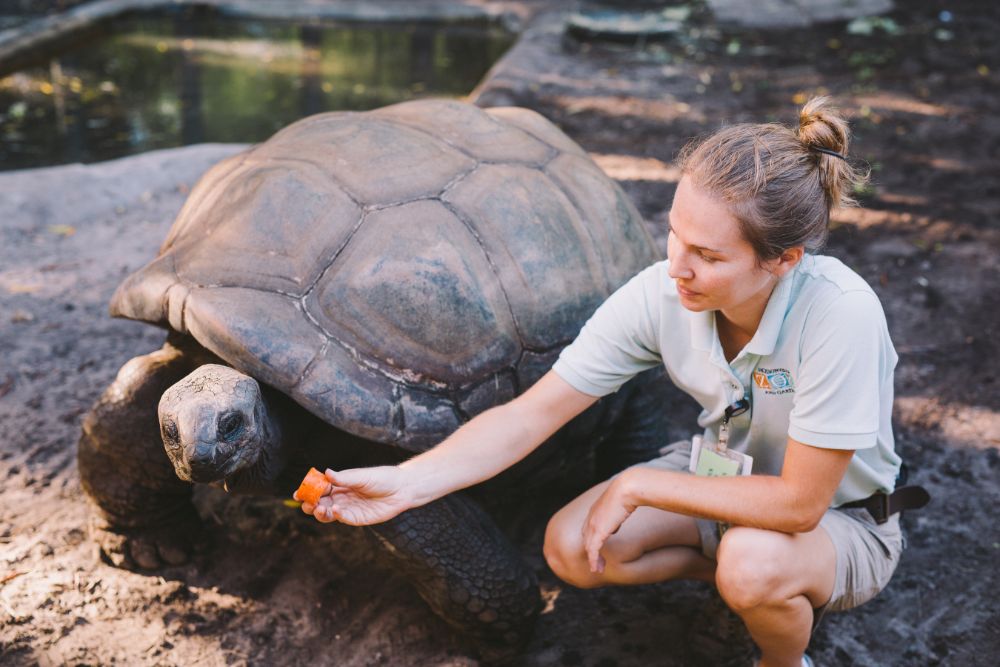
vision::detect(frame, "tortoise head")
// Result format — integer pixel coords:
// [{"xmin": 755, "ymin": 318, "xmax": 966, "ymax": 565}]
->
[{"xmin": 158, "ymin": 364, "xmax": 283, "ymax": 487}]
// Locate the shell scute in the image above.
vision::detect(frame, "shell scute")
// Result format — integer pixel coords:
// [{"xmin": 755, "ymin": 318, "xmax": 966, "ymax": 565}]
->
[
  {"xmin": 398, "ymin": 389, "xmax": 462, "ymax": 451},
  {"xmin": 443, "ymin": 164, "xmax": 608, "ymax": 348},
  {"xmin": 296, "ymin": 342, "xmax": 402, "ymax": 443},
  {"xmin": 458, "ymin": 371, "xmax": 518, "ymax": 418},
  {"xmin": 173, "ymin": 161, "xmax": 362, "ymax": 296},
  {"xmin": 304, "ymin": 199, "xmax": 520, "ymax": 386},
  {"xmin": 374, "ymin": 99, "xmax": 553, "ymax": 165},
  {"xmin": 484, "ymin": 107, "xmax": 588, "ymax": 158},
  {"xmin": 517, "ymin": 349, "xmax": 562, "ymax": 395},
  {"xmin": 184, "ymin": 288, "xmax": 326, "ymax": 391},
  {"xmin": 254, "ymin": 114, "xmax": 475, "ymax": 205},
  {"xmin": 545, "ymin": 153, "xmax": 659, "ymax": 291},
  {"xmin": 161, "ymin": 152, "xmax": 248, "ymax": 253}
]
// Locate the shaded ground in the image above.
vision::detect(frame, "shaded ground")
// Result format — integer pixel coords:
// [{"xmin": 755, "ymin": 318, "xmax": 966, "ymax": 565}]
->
[{"xmin": 2, "ymin": 1, "xmax": 999, "ymax": 666}]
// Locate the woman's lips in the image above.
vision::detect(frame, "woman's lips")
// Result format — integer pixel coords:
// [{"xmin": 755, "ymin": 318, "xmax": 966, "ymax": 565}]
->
[{"xmin": 677, "ymin": 284, "xmax": 701, "ymax": 298}]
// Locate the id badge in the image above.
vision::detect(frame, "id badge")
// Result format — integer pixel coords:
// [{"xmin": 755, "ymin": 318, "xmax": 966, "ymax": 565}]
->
[
  {"xmin": 689, "ymin": 435, "xmax": 752, "ymax": 540},
  {"xmin": 689, "ymin": 435, "xmax": 753, "ymax": 477}
]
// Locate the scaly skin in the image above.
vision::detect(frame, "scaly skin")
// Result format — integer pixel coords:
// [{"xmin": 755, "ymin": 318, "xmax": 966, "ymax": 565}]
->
[{"xmin": 367, "ymin": 493, "xmax": 542, "ymax": 657}]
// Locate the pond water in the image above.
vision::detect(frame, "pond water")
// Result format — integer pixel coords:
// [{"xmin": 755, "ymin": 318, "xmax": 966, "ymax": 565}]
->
[{"xmin": 0, "ymin": 13, "xmax": 514, "ymax": 170}]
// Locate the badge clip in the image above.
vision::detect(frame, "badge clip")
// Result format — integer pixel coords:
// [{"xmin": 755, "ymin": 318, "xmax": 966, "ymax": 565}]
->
[{"xmin": 689, "ymin": 398, "xmax": 753, "ymax": 477}]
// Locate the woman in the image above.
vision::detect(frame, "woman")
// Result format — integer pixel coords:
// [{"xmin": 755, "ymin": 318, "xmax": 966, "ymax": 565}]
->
[{"xmin": 298, "ymin": 98, "xmax": 909, "ymax": 667}]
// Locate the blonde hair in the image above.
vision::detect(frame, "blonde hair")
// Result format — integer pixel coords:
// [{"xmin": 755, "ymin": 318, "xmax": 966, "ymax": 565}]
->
[{"xmin": 677, "ymin": 97, "xmax": 868, "ymax": 261}]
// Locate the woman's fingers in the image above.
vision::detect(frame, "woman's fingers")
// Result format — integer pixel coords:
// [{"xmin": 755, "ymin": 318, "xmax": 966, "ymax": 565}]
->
[
  {"xmin": 590, "ymin": 551, "xmax": 606, "ymax": 574},
  {"xmin": 311, "ymin": 497, "xmax": 338, "ymax": 523},
  {"xmin": 325, "ymin": 467, "xmax": 375, "ymax": 491},
  {"xmin": 323, "ymin": 500, "xmax": 369, "ymax": 526},
  {"xmin": 584, "ymin": 523, "xmax": 609, "ymax": 573},
  {"xmin": 581, "ymin": 478, "xmax": 636, "ymax": 573},
  {"xmin": 327, "ymin": 466, "xmax": 406, "ymax": 496}
]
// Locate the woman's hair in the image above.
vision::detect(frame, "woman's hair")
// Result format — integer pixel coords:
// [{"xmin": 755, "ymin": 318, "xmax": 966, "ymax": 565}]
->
[{"xmin": 677, "ymin": 97, "xmax": 868, "ymax": 262}]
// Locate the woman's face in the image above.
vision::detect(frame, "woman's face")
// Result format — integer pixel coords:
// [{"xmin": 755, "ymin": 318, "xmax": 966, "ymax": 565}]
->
[{"xmin": 666, "ymin": 176, "xmax": 793, "ymax": 318}]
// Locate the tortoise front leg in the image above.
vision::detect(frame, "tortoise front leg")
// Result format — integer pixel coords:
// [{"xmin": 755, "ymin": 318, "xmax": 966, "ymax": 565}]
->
[
  {"xmin": 366, "ymin": 492, "xmax": 541, "ymax": 657},
  {"xmin": 78, "ymin": 336, "xmax": 210, "ymax": 569}
]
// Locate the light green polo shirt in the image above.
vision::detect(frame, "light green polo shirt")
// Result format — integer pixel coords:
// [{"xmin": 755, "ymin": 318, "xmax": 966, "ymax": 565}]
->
[{"xmin": 552, "ymin": 254, "xmax": 902, "ymax": 506}]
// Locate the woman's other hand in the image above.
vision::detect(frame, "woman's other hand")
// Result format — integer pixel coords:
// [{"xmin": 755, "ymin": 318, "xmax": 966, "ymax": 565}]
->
[{"xmin": 582, "ymin": 473, "xmax": 638, "ymax": 573}]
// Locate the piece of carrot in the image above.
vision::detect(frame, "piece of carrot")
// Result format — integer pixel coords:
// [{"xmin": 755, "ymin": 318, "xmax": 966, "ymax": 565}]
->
[{"xmin": 294, "ymin": 467, "xmax": 330, "ymax": 506}]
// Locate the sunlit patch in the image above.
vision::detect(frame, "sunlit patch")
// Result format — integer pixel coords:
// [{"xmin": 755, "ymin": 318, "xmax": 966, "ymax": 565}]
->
[
  {"xmin": 553, "ymin": 94, "xmax": 706, "ymax": 123},
  {"xmin": 832, "ymin": 207, "xmax": 935, "ymax": 230},
  {"xmin": 903, "ymin": 155, "xmax": 971, "ymax": 172},
  {"xmin": 895, "ymin": 397, "xmax": 1000, "ymax": 449},
  {"xmin": 852, "ymin": 93, "xmax": 963, "ymax": 118},
  {"xmin": 539, "ymin": 583, "xmax": 562, "ymax": 614},
  {"xmin": 591, "ymin": 153, "xmax": 681, "ymax": 183},
  {"xmin": 877, "ymin": 192, "xmax": 930, "ymax": 207}
]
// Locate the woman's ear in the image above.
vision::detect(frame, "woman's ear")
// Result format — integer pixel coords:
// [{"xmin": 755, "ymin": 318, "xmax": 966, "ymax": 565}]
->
[{"xmin": 771, "ymin": 246, "xmax": 804, "ymax": 277}]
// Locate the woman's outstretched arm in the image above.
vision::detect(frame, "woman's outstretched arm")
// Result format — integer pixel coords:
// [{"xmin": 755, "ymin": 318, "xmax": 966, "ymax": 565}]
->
[{"xmin": 299, "ymin": 370, "xmax": 599, "ymax": 525}]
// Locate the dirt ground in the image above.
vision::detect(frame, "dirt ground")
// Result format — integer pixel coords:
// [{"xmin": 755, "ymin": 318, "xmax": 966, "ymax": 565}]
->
[{"xmin": 2, "ymin": 0, "xmax": 999, "ymax": 665}]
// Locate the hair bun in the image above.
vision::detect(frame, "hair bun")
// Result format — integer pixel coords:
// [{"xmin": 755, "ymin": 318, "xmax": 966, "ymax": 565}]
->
[
  {"xmin": 798, "ymin": 96, "xmax": 849, "ymax": 154},
  {"xmin": 797, "ymin": 97, "xmax": 863, "ymax": 209}
]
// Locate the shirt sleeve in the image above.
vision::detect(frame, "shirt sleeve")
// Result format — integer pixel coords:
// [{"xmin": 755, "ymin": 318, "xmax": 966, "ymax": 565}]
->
[
  {"xmin": 552, "ymin": 263, "xmax": 664, "ymax": 397},
  {"xmin": 788, "ymin": 289, "xmax": 894, "ymax": 450}
]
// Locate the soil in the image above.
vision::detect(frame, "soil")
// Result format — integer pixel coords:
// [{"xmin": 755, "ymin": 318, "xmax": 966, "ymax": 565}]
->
[{"xmin": 2, "ymin": 1, "xmax": 999, "ymax": 666}]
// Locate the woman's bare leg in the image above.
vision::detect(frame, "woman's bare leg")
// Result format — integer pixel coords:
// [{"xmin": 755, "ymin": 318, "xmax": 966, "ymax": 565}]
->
[
  {"xmin": 543, "ymin": 479, "xmax": 716, "ymax": 588},
  {"xmin": 715, "ymin": 525, "xmax": 837, "ymax": 667},
  {"xmin": 545, "ymin": 480, "xmax": 840, "ymax": 667}
]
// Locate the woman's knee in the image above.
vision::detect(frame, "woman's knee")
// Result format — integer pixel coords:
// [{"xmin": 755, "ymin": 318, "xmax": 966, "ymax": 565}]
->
[
  {"xmin": 543, "ymin": 515, "xmax": 604, "ymax": 589},
  {"xmin": 715, "ymin": 527, "xmax": 789, "ymax": 612}
]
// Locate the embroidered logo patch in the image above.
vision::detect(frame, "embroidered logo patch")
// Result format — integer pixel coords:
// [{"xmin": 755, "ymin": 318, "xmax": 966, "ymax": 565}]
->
[{"xmin": 753, "ymin": 368, "xmax": 795, "ymax": 394}]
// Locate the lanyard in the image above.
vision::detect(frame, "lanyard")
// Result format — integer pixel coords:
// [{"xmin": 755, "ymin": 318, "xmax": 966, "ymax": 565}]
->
[{"xmin": 717, "ymin": 397, "xmax": 750, "ymax": 453}]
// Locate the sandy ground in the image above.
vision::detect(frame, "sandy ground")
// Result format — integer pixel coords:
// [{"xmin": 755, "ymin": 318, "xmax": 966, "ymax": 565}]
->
[{"xmin": 2, "ymin": 0, "xmax": 1000, "ymax": 665}]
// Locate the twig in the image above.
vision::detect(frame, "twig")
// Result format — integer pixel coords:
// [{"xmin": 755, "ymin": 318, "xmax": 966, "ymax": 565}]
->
[{"xmin": 0, "ymin": 571, "xmax": 27, "ymax": 586}]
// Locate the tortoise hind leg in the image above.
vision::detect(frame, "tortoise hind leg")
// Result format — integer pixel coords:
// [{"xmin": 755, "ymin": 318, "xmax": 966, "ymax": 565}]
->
[
  {"xmin": 78, "ymin": 335, "xmax": 212, "ymax": 569},
  {"xmin": 366, "ymin": 492, "xmax": 540, "ymax": 659}
]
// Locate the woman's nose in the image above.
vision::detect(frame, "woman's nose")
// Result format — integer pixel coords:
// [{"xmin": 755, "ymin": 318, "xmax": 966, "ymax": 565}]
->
[{"xmin": 668, "ymin": 251, "xmax": 694, "ymax": 280}]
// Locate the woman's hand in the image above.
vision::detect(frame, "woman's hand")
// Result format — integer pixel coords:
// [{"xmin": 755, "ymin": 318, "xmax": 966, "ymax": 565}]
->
[
  {"xmin": 299, "ymin": 466, "xmax": 414, "ymax": 526},
  {"xmin": 582, "ymin": 474, "xmax": 638, "ymax": 573}
]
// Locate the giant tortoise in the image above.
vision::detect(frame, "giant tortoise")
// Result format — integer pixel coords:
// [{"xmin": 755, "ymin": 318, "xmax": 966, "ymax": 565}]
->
[{"xmin": 78, "ymin": 99, "xmax": 670, "ymax": 652}]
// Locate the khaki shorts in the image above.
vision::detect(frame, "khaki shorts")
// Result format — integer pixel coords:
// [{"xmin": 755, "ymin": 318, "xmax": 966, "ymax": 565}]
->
[{"xmin": 636, "ymin": 442, "xmax": 904, "ymax": 614}]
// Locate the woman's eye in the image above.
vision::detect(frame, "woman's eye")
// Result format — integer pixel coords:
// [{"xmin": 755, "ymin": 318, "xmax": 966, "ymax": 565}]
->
[{"xmin": 699, "ymin": 253, "xmax": 717, "ymax": 263}]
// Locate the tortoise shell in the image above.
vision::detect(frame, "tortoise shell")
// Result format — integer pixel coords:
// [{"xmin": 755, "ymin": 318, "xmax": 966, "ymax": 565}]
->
[{"xmin": 111, "ymin": 99, "xmax": 660, "ymax": 451}]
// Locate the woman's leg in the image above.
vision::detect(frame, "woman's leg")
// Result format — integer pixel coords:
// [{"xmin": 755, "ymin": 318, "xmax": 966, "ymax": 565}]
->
[
  {"xmin": 714, "ymin": 525, "xmax": 837, "ymax": 667},
  {"xmin": 543, "ymin": 478, "xmax": 716, "ymax": 588},
  {"xmin": 545, "ymin": 474, "xmax": 849, "ymax": 667}
]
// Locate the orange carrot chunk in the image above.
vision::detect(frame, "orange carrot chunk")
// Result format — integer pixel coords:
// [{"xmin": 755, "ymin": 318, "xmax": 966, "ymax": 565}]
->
[{"xmin": 295, "ymin": 467, "xmax": 330, "ymax": 505}]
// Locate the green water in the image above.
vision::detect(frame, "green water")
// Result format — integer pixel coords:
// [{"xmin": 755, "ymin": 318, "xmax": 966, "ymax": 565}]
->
[{"xmin": 0, "ymin": 15, "xmax": 514, "ymax": 170}]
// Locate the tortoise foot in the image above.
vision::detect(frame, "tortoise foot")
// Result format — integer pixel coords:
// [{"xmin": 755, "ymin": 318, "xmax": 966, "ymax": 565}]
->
[
  {"xmin": 367, "ymin": 493, "xmax": 541, "ymax": 653},
  {"xmin": 90, "ymin": 511, "xmax": 203, "ymax": 570}
]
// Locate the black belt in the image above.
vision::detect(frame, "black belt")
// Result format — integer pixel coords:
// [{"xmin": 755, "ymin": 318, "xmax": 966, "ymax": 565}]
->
[{"xmin": 841, "ymin": 485, "xmax": 931, "ymax": 524}]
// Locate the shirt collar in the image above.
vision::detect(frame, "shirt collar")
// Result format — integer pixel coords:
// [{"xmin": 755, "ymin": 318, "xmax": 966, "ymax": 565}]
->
[
  {"xmin": 744, "ymin": 266, "xmax": 796, "ymax": 356},
  {"xmin": 686, "ymin": 264, "xmax": 798, "ymax": 357}
]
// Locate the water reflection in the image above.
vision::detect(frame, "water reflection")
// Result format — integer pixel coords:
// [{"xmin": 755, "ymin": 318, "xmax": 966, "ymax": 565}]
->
[{"xmin": 0, "ymin": 14, "xmax": 514, "ymax": 170}]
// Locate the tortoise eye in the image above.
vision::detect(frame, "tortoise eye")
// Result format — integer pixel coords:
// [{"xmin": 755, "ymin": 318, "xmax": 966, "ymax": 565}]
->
[
  {"xmin": 218, "ymin": 412, "xmax": 244, "ymax": 440},
  {"xmin": 162, "ymin": 419, "xmax": 179, "ymax": 444}
]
